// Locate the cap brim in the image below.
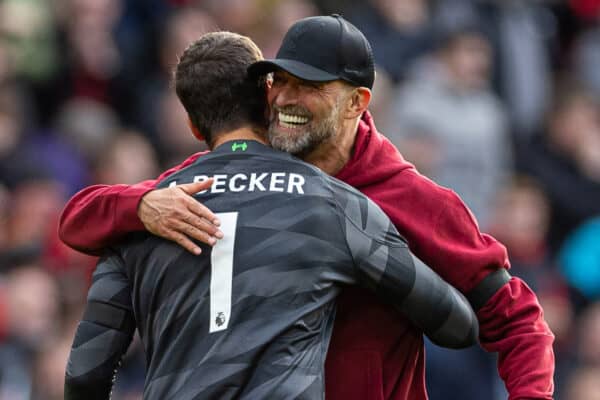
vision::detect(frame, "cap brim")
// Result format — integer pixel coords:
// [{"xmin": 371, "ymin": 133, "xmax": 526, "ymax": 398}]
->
[{"xmin": 248, "ymin": 59, "xmax": 339, "ymax": 82}]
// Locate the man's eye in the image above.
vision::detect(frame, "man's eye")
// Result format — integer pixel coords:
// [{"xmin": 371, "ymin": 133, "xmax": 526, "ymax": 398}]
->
[{"xmin": 304, "ymin": 81, "xmax": 322, "ymax": 90}]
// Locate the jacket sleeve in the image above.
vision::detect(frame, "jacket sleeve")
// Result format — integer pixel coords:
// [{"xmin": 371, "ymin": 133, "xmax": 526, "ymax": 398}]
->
[
  {"xmin": 477, "ymin": 279, "xmax": 555, "ymax": 400},
  {"xmin": 59, "ymin": 152, "xmax": 205, "ymax": 255},
  {"xmin": 431, "ymin": 186, "xmax": 555, "ymax": 400},
  {"xmin": 330, "ymin": 179, "xmax": 478, "ymax": 349},
  {"xmin": 336, "ymin": 119, "xmax": 555, "ymax": 399},
  {"xmin": 413, "ymin": 174, "xmax": 555, "ymax": 399},
  {"xmin": 64, "ymin": 251, "xmax": 135, "ymax": 400}
]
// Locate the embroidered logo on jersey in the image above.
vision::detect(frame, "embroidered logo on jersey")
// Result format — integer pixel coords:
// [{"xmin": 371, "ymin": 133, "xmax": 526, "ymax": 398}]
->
[{"xmin": 231, "ymin": 142, "xmax": 248, "ymax": 152}]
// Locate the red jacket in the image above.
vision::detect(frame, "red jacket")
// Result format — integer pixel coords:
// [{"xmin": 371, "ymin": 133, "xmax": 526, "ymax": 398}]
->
[{"xmin": 59, "ymin": 111, "xmax": 555, "ymax": 400}]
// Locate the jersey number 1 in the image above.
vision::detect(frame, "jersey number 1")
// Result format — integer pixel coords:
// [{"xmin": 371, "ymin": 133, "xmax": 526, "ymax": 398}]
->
[{"xmin": 209, "ymin": 212, "xmax": 238, "ymax": 333}]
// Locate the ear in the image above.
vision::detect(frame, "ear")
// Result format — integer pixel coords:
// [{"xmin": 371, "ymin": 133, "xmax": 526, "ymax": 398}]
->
[
  {"xmin": 262, "ymin": 78, "xmax": 272, "ymax": 122},
  {"xmin": 187, "ymin": 117, "xmax": 205, "ymax": 142},
  {"xmin": 266, "ymin": 74, "xmax": 273, "ymax": 90},
  {"xmin": 343, "ymin": 87, "xmax": 371, "ymax": 119}
]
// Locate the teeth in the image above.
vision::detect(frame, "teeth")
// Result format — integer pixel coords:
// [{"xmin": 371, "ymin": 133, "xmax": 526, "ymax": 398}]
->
[
  {"xmin": 279, "ymin": 120, "xmax": 298, "ymax": 129},
  {"xmin": 279, "ymin": 112, "xmax": 309, "ymax": 125}
]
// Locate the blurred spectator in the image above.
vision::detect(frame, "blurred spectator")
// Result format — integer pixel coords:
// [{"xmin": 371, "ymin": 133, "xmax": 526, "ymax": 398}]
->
[
  {"xmin": 574, "ymin": 25, "xmax": 600, "ymax": 105},
  {"xmin": 54, "ymin": 97, "xmax": 120, "ymax": 167},
  {"xmin": 0, "ymin": 0, "xmax": 59, "ymax": 83},
  {"xmin": 563, "ymin": 366, "xmax": 600, "ymax": 400},
  {"xmin": 436, "ymin": 0, "xmax": 555, "ymax": 137},
  {"xmin": 253, "ymin": 0, "xmax": 320, "ymax": 59},
  {"xmin": 0, "ymin": 39, "xmax": 15, "ymax": 85},
  {"xmin": 494, "ymin": 0, "xmax": 554, "ymax": 137},
  {"xmin": 0, "ymin": 264, "xmax": 61, "ymax": 398},
  {"xmin": 135, "ymin": 6, "xmax": 217, "ymax": 145},
  {"xmin": 425, "ymin": 339, "xmax": 506, "ymax": 400},
  {"xmin": 0, "ymin": 185, "xmax": 9, "ymax": 251},
  {"xmin": 31, "ymin": 337, "xmax": 72, "ymax": 400},
  {"xmin": 346, "ymin": 0, "xmax": 435, "ymax": 82},
  {"xmin": 5, "ymin": 265, "xmax": 61, "ymax": 351},
  {"xmin": 576, "ymin": 303, "xmax": 600, "ymax": 366},
  {"xmin": 518, "ymin": 83, "xmax": 600, "ymax": 250},
  {"xmin": 155, "ymin": 90, "xmax": 206, "ymax": 167},
  {"xmin": 95, "ymin": 131, "xmax": 159, "ymax": 185},
  {"xmin": 488, "ymin": 176, "xmax": 552, "ymax": 287},
  {"xmin": 367, "ymin": 67, "xmax": 395, "ymax": 124},
  {"xmin": 203, "ymin": 0, "xmax": 263, "ymax": 34},
  {"xmin": 158, "ymin": 6, "xmax": 217, "ymax": 73},
  {"xmin": 537, "ymin": 286, "xmax": 577, "ymax": 396},
  {"xmin": 0, "ymin": 93, "xmax": 21, "ymax": 177},
  {"xmin": 0, "ymin": 84, "xmax": 88, "ymax": 196},
  {"xmin": 4, "ymin": 177, "xmax": 65, "ymax": 250},
  {"xmin": 0, "ymin": 86, "xmax": 34, "ymax": 187},
  {"xmin": 0, "ymin": 340, "xmax": 31, "ymax": 400},
  {"xmin": 58, "ymin": 0, "xmax": 124, "ymax": 99},
  {"xmin": 383, "ymin": 23, "xmax": 512, "ymax": 228},
  {"xmin": 51, "ymin": 0, "xmax": 150, "ymax": 124},
  {"xmin": 569, "ymin": 0, "xmax": 600, "ymax": 20},
  {"xmin": 559, "ymin": 217, "xmax": 600, "ymax": 303}
]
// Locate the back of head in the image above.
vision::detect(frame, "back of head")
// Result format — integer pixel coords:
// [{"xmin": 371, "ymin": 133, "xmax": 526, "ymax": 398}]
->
[{"xmin": 175, "ymin": 31, "xmax": 267, "ymax": 147}]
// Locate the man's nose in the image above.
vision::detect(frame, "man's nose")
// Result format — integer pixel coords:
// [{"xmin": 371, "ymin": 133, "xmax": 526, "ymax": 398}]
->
[{"xmin": 273, "ymin": 84, "xmax": 300, "ymax": 106}]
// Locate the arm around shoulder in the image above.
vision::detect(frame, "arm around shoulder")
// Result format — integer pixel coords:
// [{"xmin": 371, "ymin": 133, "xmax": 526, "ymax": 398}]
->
[
  {"xmin": 477, "ymin": 277, "xmax": 555, "ymax": 399},
  {"xmin": 59, "ymin": 181, "xmax": 156, "ymax": 254},
  {"xmin": 332, "ymin": 180, "xmax": 479, "ymax": 348},
  {"xmin": 431, "ymin": 188, "xmax": 555, "ymax": 398},
  {"xmin": 59, "ymin": 152, "xmax": 208, "ymax": 255}
]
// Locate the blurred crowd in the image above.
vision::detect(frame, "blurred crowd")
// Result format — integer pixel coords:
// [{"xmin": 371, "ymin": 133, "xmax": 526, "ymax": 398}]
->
[{"xmin": 0, "ymin": 0, "xmax": 599, "ymax": 399}]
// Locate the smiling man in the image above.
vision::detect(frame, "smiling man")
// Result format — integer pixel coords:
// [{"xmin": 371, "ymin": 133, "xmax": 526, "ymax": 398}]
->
[
  {"xmin": 59, "ymin": 15, "xmax": 555, "ymax": 400},
  {"xmin": 63, "ymin": 30, "xmax": 477, "ymax": 400}
]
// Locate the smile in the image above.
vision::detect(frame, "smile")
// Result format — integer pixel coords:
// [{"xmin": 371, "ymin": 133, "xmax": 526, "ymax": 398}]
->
[{"xmin": 278, "ymin": 112, "xmax": 309, "ymax": 129}]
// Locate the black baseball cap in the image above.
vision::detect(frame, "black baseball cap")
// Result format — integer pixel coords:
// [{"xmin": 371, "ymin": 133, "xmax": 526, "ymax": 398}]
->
[{"xmin": 248, "ymin": 14, "xmax": 375, "ymax": 89}]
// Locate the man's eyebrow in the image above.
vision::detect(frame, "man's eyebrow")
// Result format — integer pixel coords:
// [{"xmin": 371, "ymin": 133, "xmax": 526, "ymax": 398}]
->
[{"xmin": 303, "ymin": 80, "xmax": 324, "ymax": 88}]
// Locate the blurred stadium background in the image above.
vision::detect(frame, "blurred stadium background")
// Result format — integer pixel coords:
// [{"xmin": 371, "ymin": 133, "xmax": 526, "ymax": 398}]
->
[{"xmin": 0, "ymin": 0, "xmax": 599, "ymax": 399}]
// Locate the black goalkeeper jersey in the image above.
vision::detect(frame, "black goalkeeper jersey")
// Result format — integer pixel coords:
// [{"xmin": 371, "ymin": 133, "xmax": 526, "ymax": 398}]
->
[{"xmin": 65, "ymin": 140, "xmax": 477, "ymax": 400}]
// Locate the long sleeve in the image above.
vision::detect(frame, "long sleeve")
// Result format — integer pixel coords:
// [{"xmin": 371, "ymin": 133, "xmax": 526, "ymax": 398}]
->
[
  {"xmin": 404, "ymin": 185, "xmax": 554, "ymax": 399},
  {"xmin": 335, "ymin": 112, "xmax": 555, "ymax": 399},
  {"xmin": 477, "ymin": 279, "xmax": 555, "ymax": 399},
  {"xmin": 330, "ymin": 179, "xmax": 478, "ymax": 349},
  {"xmin": 426, "ymin": 179, "xmax": 554, "ymax": 399},
  {"xmin": 386, "ymin": 184, "xmax": 554, "ymax": 399},
  {"xmin": 65, "ymin": 251, "xmax": 136, "ymax": 400},
  {"xmin": 59, "ymin": 152, "xmax": 206, "ymax": 254}
]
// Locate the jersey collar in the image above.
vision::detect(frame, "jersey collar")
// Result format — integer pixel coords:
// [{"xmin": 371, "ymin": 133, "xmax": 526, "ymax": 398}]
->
[{"xmin": 212, "ymin": 139, "xmax": 270, "ymax": 155}]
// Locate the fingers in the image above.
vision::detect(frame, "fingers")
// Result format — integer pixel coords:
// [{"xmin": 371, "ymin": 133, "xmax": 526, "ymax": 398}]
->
[
  {"xmin": 138, "ymin": 179, "xmax": 227, "ymax": 255},
  {"xmin": 181, "ymin": 197, "xmax": 223, "ymax": 232},
  {"xmin": 181, "ymin": 214, "xmax": 223, "ymax": 241},
  {"xmin": 178, "ymin": 179, "xmax": 213, "ymax": 196},
  {"xmin": 171, "ymin": 218, "xmax": 219, "ymax": 247},
  {"xmin": 178, "ymin": 179, "xmax": 221, "ymax": 226},
  {"xmin": 166, "ymin": 229, "xmax": 204, "ymax": 256}
]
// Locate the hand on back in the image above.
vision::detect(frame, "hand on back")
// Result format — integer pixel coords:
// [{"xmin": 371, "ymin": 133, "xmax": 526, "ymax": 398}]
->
[{"xmin": 138, "ymin": 179, "xmax": 223, "ymax": 255}]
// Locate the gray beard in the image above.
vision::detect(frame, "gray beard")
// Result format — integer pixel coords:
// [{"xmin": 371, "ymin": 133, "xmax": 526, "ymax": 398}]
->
[{"xmin": 268, "ymin": 105, "xmax": 340, "ymax": 157}]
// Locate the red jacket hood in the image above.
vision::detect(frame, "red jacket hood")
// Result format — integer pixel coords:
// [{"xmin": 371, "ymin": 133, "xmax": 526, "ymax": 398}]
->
[{"xmin": 336, "ymin": 111, "xmax": 414, "ymax": 186}]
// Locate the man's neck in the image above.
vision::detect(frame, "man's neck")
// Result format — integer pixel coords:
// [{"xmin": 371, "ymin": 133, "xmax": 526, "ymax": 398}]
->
[
  {"xmin": 212, "ymin": 127, "xmax": 269, "ymax": 149},
  {"xmin": 303, "ymin": 118, "xmax": 359, "ymax": 176}
]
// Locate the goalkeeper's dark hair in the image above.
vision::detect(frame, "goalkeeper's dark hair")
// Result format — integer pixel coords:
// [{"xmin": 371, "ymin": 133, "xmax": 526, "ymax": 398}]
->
[{"xmin": 174, "ymin": 31, "xmax": 267, "ymax": 147}]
